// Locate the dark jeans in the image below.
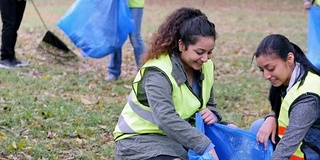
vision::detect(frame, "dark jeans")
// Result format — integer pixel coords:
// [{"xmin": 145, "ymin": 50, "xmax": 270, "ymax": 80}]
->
[
  {"xmin": 302, "ymin": 127, "xmax": 320, "ymax": 159},
  {"xmin": 108, "ymin": 8, "xmax": 145, "ymax": 77},
  {"xmin": 0, "ymin": 0, "xmax": 26, "ymax": 60}
]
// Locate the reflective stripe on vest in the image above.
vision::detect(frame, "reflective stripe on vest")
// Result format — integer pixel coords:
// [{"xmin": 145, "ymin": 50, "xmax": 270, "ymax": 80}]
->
[
  {"xmin": 113, "ymin": 54, "xmax": 214, "ymax": 141},
  {"xmin": 278, "ymin": 72, "xmax": 320, "ymax": 160},
  {"xmin": 116, "ymin": 92, "xmax": 156, "ymax": 134}
]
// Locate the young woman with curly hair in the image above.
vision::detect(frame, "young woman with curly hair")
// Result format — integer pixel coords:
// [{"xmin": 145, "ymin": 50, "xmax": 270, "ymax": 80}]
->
[{"xmin": 113, "ymin": 7, "xmax": 223, "ymax": 160}]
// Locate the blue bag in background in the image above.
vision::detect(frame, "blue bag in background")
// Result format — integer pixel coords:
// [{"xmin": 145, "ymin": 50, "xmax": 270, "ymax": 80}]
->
[
  {"xmin": 306, "ymin": 6, "xmax": 320, "ymax": 69},
  {"xmin": 57, "ymin": 0, "xmax": 134, "ymax": 58},
  {"xmin": 189, "ymin": 113, "xmax": 273, "ymax": 160}
]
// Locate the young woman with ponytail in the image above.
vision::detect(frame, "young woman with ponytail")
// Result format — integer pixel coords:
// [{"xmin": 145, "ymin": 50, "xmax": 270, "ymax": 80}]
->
[{"xmin": 252, "ymin": 34, "xmax": 320, "ymax": 160}]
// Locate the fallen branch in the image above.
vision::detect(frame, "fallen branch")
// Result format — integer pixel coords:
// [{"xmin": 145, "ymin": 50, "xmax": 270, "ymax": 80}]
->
[{"xmin": 0, "ymin": 126, "xmax": 18, "ymax": 137}]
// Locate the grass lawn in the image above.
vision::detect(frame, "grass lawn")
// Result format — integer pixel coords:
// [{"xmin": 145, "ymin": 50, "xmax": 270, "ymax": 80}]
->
[{"xmin": 0, "ymin": 0, "xmax": 308, "ymax": 159}]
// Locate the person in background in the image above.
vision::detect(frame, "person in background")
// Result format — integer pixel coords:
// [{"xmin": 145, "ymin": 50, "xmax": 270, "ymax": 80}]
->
[
  {"xmin": 303, "ymin": 0, "xmax": 320, "ymax": 9},
  {"xmin": 0, "ymin": 0, "xmax": 28, "ymax": 68},
  {"xmin": 251, "ymin": 34, "xmax": 320, "ymax": 160},
  {"xmin": 105, "ymin": 0, "xmax": 146, "ymax": 81},
  {"xmin": 113, "ymin": 7, "xmax": 224, "ymax": 160}
]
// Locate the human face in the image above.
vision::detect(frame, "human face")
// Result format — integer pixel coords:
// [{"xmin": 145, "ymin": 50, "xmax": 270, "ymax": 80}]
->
[
  {"xmin": 256, "ymin": 53, "xmax": 295, "ymax": 87},
  {"xmin": 179, "ymin": 37, "xmax": 215, "ymax": 72}
]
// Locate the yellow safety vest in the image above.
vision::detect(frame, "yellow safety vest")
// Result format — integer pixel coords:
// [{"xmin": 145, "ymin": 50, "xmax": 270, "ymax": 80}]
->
[
  {"xmin": 278, "ymin": 72, "xmax": 320, "ymax": 160},
  {"xmin": 114, "ymin": 54, "xmax": 214, "ymax": 141},
  {"xmin": 129, "ymin": 0, "xmax": 145, "ymax": 8}
]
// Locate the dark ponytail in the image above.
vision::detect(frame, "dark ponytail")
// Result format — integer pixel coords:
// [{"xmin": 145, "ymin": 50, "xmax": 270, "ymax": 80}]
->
[
  {"xmin": 291, "ymin": 42, "xmax": 320, "ymax": 76},
  {"xmin": 269, "ymin": 85, "xmax": 286, "ymax": 117}
]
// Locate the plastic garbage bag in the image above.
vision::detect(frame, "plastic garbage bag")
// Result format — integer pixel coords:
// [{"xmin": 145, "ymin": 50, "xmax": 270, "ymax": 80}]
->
[
  {"xmin": 189, "ymin": 150, "xmax": 215, "ymax": 160},
  {"xmin": 188, "ymin": 113, "xmax": 215, "ymax": 160},
  {"xmin": 57, "ymin": 0, "xmax": 134, "ymax": 58},
  {"xmin": 189, "ymin": 113, "xmax": 273, "ymax": 160},
  {"xmin": 306, "ymin": 6, "xmax": 320, "ymax": 69}
]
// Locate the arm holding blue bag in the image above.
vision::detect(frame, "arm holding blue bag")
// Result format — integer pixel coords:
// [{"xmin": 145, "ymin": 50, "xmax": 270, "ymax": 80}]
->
[
  {"xmin": 252, "ymin": 34, "xmax": 320, "ymax": 160},
  {"xmin": 113, "ymin": 7, "xmax": 223, "ymax": 160}
]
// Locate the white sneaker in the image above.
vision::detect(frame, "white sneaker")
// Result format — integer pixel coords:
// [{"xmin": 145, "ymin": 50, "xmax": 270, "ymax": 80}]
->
[
  {"xmin": 105, "ymin": 74, "xmax": 118, "ymax": 81},
  {"xmin": 12, "ymin": 58, "xmax": 28, "ymax": 67}
]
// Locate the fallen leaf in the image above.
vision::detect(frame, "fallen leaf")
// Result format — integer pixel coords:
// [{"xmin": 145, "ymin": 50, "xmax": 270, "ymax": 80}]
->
[{"xmin": 81, "ymin": 98, "xmax": 92, "ymax": 105}]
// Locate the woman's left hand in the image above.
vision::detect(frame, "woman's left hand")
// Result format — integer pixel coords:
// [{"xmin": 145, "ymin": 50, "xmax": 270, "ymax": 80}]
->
[
  {"xmin": 200, "ymin": 109, "xmax": 217, "ymax": 125},
  {"xmin": 227, "ymin": 123, "xmax": 238, "ymax": 128},
  {"xmin": 256, "ymin": 116, "xmax": 277, "ymax": 149}
]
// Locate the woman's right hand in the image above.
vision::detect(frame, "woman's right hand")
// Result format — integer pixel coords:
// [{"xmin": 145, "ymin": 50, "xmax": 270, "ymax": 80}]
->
[
  {"xmin": 256, "ymin": 116, "xmax": 277, "ymax": 149},
  {"xmin": 208, "ymin": 149, "xmax": 219, "ymax": 160},
  {"xmin": 304, "ymin": 1, "xmax": 312, "ymax": 10}
]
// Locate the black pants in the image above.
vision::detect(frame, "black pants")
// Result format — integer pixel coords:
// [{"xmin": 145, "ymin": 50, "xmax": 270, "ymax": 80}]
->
[
  {"xmin": 0, "ymin": 0, "xmax": 26, "ymax": 60},
  {"xmin": 148, "ymin": 155, "xmax": 180, "ymax": 160}
]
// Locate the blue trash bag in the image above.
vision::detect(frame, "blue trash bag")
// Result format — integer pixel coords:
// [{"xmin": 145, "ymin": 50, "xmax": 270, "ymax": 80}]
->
[
  {"xmin": 57, "ymin": 0, "xmax": 134, "ymax": 58},
  {"xmin": 189, "ymin": 113, "xmax": 273, "ymax": 160},
  {"xmin": 188, "ymin": 113, "xmax": 215, "ymax": 160},
  {"xmin": 189, "ymin": 150, "xmax": 215, "ymax": 160},
  {"xmin": 306, "ymin": 6, "xmax": 320, "ymax": 69}
]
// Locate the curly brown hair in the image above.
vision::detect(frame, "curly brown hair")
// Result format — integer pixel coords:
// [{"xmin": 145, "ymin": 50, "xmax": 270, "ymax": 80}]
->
[{"xmin": 140, "ymin": 7, "xmax": 217, "ymax": 65}]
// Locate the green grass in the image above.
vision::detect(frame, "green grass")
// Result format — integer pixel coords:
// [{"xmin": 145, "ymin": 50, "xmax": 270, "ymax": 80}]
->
[{"xmin": 0, "ymin": 0, "xmax": 308, "ymax": 159}]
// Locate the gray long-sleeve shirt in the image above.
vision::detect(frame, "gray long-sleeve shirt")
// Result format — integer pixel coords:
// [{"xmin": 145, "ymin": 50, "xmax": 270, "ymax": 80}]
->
[
  {"xmin": 115, "ymin": 53, "xmax": 222, "ymax": 160},
  {"xmin": 271, "ymin": 95, "xmax": 318, "ymax": 160},
  {"xmin": 271, "ymin": 63, "xmax": 319, "ymax": 160}
]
